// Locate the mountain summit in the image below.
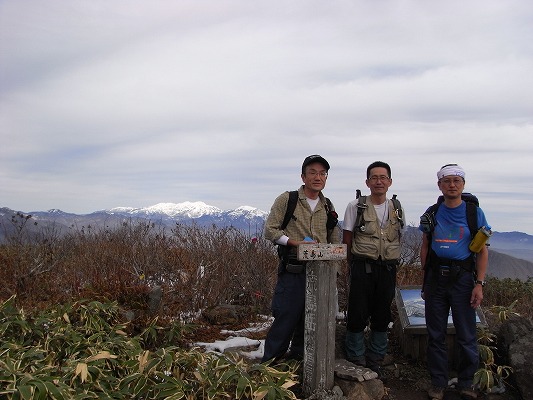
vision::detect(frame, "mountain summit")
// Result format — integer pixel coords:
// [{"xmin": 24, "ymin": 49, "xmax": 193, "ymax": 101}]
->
[
  {"xmin": 107, "ymin": 201, "xmax": 268, "ymax": 221},
  {"xmin": 109, "ymin": 202, "xmax": 224, "ymax": 218}
]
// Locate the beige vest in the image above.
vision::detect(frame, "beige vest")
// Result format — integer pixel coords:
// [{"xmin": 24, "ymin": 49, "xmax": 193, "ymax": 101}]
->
[{"xmin": 351, "ymin": 199, "xmax": 401, "ymax": 261}]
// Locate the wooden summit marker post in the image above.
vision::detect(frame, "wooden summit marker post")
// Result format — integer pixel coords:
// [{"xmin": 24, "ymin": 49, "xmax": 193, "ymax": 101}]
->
[{"xmin": 297, "ymin": 243, "xmax": 347, "ymax": 397}]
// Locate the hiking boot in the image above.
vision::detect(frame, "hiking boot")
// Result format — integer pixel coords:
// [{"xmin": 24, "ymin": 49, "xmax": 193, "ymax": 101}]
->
[
  {"xmin": 427, "ymin": 385, "xmax": 445, "ymax": 400},
  {"xmin": 459, "ymin": 387, "xmax": 478, "ymax": 399},
  {"xmin": 346, "ymin": 355, "xmax": 366, "ymax": 367},
  {"xmin": 369, "ymin": 365, "xmax": 386, "ymax": 383}
]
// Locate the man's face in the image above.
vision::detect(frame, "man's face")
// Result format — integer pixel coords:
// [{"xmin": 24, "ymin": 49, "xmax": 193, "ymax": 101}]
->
[
  {"xmin": 301, "ymin": 162, "xmax": 328, "ymax": 192},
  {"xmin": 438, "ymin": 175, "xmax": 465, "ymax": 199},
  {"xmin": 366, "ymin": 167, "xmax": 392, "ymax": 195}
]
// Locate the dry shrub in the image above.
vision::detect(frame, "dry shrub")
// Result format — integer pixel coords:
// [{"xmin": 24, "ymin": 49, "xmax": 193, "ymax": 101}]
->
[
  {"xmin": 2, "ymin": 215, "xmax": 531, "ymax": 322},
  {"xmin": 483, "ymin": 277, "xmax": 533, "ymax": 319},
  {"xmin": 0, "ymin": 216, "xmax": 278, "ymax": 319},
  {"xmin": 169, "ymin": 224, "xmax": 277, "ymax": 315}
]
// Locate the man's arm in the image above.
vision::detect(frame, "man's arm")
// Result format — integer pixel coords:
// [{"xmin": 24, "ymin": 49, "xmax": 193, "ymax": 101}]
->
[
  {"xmin": 420, "ymin": 233, "xmax": 429, "ymax": 299},
  {"xmin": 470, "ymin": 244, "xmax": 488, "ymax": 308},
  {"xmin": 420, "ymin": 233, "xmax": 429, "ymax": 267},
  {"xmin": 343, "ymin": 229, "xmax": 353, "ymax": 264},
  {"xmin": 264, "ymin": 193, "xmax": 289, "ymax": 243}
]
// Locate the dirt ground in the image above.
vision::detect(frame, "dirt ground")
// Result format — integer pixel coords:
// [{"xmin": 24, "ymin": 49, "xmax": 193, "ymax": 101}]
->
[
  {"xmin": 371, "ymin": 331, "xmax": 521, "ymax": 400},
  {"xmin": 188, "ymin": 320, "xmax": 522, "ymax": 400}
]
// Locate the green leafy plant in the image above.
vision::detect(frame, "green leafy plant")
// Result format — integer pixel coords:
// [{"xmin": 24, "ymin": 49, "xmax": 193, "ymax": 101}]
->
[
  {"xmin": 488, "ymin": 299, "xmax": 521, "ymax": 321},
  {"xmin": 473, "ymin": 303, "xmax": 517, "ymax": 393},
  {"xmin": 0, "ymin": 296, "xmax": 299, "ymax": 399}
]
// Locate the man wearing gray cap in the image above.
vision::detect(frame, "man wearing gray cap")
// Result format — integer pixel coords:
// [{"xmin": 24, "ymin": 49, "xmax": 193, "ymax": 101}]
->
[
  {"xmin": 262, "ymin": 155, "xmax": 341, "ymax": 363},
  {"xmin": 420, "ymin": 164, "xmax": 489, "ymax": 400}
]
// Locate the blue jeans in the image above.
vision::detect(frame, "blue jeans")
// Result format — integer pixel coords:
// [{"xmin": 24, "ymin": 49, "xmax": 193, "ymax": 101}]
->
[
  {"xmin": 261, "ymin": 261, "xmax": 305, "ymax": 362},
  {"xmin": 425, "ymin": 267, "xmax": 479, "ymax": 389}
]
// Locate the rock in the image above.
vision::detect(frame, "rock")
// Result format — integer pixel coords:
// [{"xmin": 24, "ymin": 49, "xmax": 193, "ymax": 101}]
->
[
  {"xmin": 333, "ymin": 324, "xmax": 386, "ymax": 399},
  {"xmin": 306, "ymin": 385, "xmax": 346, "ymax": 400},
  {"xmin": 148, "ymin": 285, "xmax": 162, "ymax": 314},
  {"xmin": 120, "ymin": 285, "xmax": 162, "ymax": 321},
  {"xmin": 335, "ymin": 359, "xmax": 378, "ymax": 382},
  {"xmin": 497, "ymin": 316, "xmax": 533, "ymax": 400},
  {"xmin": 335, "ymin": 378, "xmax": 384, "ymax": 400},
  {"xmin": 202, "ymin": 304, "xmax": 253, "ymax": 325}
]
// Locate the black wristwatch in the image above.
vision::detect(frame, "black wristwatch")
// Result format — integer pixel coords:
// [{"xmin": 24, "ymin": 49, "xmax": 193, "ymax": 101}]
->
[{"xmin": 475, "ymin": 280, "xmax": 486, "ymax": 287}]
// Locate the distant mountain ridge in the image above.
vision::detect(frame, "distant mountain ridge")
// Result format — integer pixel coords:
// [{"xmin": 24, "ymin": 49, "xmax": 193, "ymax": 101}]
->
[
  {"xmin": 0, "ymin": 202, "xmax": 269, "ymax": 238},
  {"xmin": 109, "ymin": 202, "xmax": 228, "ymax": 218},
  {"xmin": 2, "ymin": 202, "xmax": 533, "ymax": 280},
  {"xmin": 487, "ymin": 250, "xmax": 533, "ymax": 281}
]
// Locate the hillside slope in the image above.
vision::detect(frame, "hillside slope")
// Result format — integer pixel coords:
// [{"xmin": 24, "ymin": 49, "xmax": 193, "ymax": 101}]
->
[{"xmin": 488, "ymin": 249, "xmax": 533, "ymax": 281}]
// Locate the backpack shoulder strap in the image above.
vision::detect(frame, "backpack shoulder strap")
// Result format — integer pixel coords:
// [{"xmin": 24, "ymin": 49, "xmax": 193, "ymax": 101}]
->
[
  {"xmin": 324, "ymin": 197, "xmax": 335, "ymax": 219},
  {"xmin": 281, "ymin": 190, "xmax": 298, "ymax": 230},
  {"xmin": 391, "ymin": 194, "xmax": 404, "ymax": 229},
  {"xmin": 324, "ymin": 196, "xmax": 332, "ymax": 212},
  {"xmin": 427, "ymin": 202, "xmax": 439, "ymax": 215},
  {"xmin": 353, "ymin": 195, "xmax": 367, "ymax": 232},
  {"xmin": 422, "ymin": 202, "xmax": 439, "ymax": 244},
  {"xmin": 324, "ymin": 197, "xmax": 339, "ymax": 230},
  {"xmin": 465, "ymin": 201, "xmax": 478, "ymax": 239}
]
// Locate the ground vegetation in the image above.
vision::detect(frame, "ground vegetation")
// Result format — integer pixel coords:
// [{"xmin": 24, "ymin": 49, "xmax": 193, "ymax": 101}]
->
[{"xmin": 1, "ymin": 215, "xmax": 531, "ymax": 399}]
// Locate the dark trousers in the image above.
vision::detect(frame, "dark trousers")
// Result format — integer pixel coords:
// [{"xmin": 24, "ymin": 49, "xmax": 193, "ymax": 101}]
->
[
  {"xmin": 346, "ymin": 259, "xmax": 396, "ymax": 334},
  {"xmin": 261, "ymin": 261, "xmax": 305, "ymax": 362},
  {"xmin": 425, "ymin": 267, "xmax": 479, "ymax": 389}
]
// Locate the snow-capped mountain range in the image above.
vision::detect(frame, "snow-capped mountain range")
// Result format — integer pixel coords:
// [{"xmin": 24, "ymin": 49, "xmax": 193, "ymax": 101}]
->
[
  {"xmin": 108, "ymin": 202, "xmax": 267, "ymax": 220},
  {"xmin": 0, "ymin": 202, "xmax": 269, "ymax": 239}
]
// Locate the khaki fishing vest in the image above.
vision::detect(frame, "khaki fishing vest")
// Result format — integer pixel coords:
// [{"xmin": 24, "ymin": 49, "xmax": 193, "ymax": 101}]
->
[{"xmin": 351, "ymin": 199, "xmax": 401, "ymax": 261}]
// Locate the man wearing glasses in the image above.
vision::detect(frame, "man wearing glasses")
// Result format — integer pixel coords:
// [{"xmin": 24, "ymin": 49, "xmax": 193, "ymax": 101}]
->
[
  {"xmin": 262, "ymin": 155, "xmax": 340, "ymax": 363},
  {"xmin": 342, "ymin": 161, "xmax": 404, "ymax": 378},
  {"xmin": 420, "ymin": 164, "xmax": 489, "ymax": 400}
]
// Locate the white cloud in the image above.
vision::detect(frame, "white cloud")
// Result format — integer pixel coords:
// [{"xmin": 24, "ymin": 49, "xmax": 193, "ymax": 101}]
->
[{"xmin": 1, "ymin": 0, "xmax": 532, "ymax": 233}]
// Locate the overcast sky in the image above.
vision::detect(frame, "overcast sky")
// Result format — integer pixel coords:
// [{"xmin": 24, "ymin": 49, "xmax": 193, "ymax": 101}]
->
[{"xmin": 1, "ymin": 0, "xmax": 532, "ymax": 234}]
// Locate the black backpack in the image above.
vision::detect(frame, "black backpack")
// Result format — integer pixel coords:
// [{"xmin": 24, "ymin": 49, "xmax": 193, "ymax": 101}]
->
[
  {"xmin": 421, "ymin": 193, "xmax": 481, "ymax": 290},
  {"xmin": 420, "ymin": 192, "xmax": 479, "ymax": 240},
  {"xmin": 281, "ymin": 190, "xmax": 338, "ymax": 231}
]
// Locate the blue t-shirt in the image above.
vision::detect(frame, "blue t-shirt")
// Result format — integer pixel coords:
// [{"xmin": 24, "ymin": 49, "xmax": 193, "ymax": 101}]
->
[{"xmin": 427, "ymin": 201, "xmax": 489, "ymax": 260}]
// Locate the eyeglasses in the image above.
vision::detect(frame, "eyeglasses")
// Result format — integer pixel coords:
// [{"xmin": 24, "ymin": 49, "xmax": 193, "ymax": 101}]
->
[
  {"xmin": 440, "ymin": 178, "xmax": 464, "ymax": 186},
  {"xmin": 368, "ymin": 175, "xmax": 390, "ymax": 182},
  {"xmin": 306, "ymin": 170, "xmax": 328, "ymax": 178}
]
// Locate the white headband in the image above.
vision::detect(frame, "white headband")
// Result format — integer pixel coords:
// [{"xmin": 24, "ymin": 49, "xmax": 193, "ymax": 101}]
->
[{"xmin": 437, "ymin": 164, "xmax": 465, "ymax": 180}]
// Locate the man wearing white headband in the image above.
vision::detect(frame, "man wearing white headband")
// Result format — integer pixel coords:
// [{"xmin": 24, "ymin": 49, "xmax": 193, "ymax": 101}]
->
[
  {"xmin": 419, "ymin": 164, "xmax": 490, "ymax": 400},
  {"xmin": 436, "ymin": 164, "xmax": 466, "ymax": 180}
]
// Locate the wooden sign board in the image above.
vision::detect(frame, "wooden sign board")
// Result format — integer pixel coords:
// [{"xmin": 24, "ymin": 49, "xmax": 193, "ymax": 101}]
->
[
  {"xmin": 297, "ymin": 243, "xmax": 347, "ymax": 261},
  {"xmin": 298, "ymin": 243, "xmax": 346, "ymax": 396},
  {"xmin": 302, "ymin": 260, "xmax": 336, "ymax": 396}
]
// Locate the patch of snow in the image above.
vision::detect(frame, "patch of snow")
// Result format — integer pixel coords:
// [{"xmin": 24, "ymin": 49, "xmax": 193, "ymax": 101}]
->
[
  {"xmin": 109, "ymin": 207, "xmax": 139, "ymax": 213},
  {"xmin": 220, "ymin": 316, "xmax": 272, "ymax": 336},
  {"xmin": 230, "ymin": 206, "xmax": 269, "ymax": 218},
  {"xmin": 145, "ymin": 202, "xmax": 222, "ymax": 218},
  {"xmin": 194, "ymin": 316, "xmax": 271, "ymax": 360},
  {"xmin": 195, "ymin": 336, "xmax": 262, "ymax": 354},
  {"xmin": 240, "ymin": 341, "xmax": 265, "ymax": 360}
]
